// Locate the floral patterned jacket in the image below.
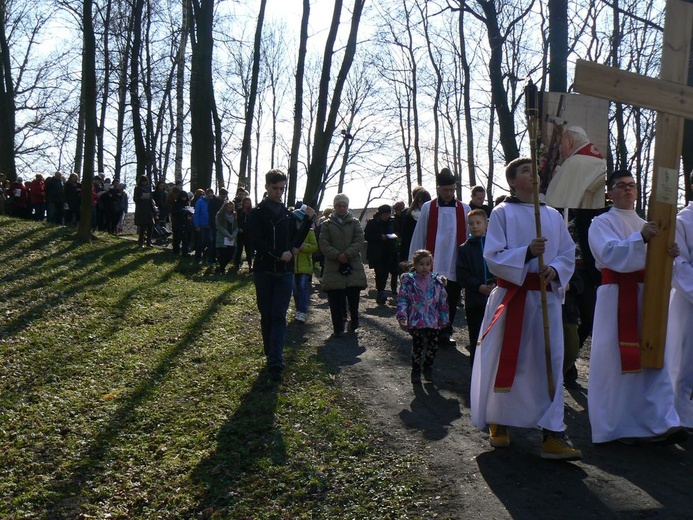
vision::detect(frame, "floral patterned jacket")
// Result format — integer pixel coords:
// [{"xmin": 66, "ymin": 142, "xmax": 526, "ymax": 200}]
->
[{"xmin": 396, "ymin": 272, "xmax": 450, "ymax": 330}]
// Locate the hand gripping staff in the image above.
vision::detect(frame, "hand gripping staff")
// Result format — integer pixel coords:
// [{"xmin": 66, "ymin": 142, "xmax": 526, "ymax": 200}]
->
[{"xmin": 524, "ymin": 80, "xmax": 555, "ymax": 400}]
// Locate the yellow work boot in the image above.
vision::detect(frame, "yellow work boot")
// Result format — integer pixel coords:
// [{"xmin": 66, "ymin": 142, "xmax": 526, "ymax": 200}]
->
[
  {"xmin": 489, "ymin": 424, "xmax": 510, "ymax": 448},
  {"xmin": 541, "ymin": 431, "xmax": 582, "ymax": 461}
]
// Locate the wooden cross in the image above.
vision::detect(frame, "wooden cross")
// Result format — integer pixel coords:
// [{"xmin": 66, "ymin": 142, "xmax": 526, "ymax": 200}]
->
[{"xmin": 573, "ymin": 0, "xmax": 693, "ymax": 369}]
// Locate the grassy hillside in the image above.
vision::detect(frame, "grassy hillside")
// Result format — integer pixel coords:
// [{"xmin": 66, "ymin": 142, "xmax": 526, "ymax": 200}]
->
[{"xmin": 0, "ymin": 216, "xmax": 428, "ymax": 519}]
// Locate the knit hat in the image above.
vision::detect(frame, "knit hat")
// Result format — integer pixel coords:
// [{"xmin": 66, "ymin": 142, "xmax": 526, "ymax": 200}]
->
[
  {"xmin": 334, "ymin": 193, "xmax": 349, "ymax": 206},
  {"xmin": 436, "ymin": 168, "xmax": 456, "ymax": 186}
]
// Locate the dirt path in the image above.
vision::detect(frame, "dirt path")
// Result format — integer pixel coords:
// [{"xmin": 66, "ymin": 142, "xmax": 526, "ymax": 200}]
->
[{"xmin": 298, "ymin": 273, "xmax": 692, "ymax": 519}]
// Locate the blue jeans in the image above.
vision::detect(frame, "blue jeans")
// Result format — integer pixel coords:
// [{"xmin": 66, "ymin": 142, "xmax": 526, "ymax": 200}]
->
[
  {"xmin": 253, "ymin": 271, "xmax": 294, "ymax": 370},
  {"xmin": 293, "ymin": 273, "xmax": 311, "ymax": 313}
]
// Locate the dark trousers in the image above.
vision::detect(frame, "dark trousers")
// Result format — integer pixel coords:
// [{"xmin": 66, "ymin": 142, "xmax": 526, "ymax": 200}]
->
[
  {"xmin": 374, "ymin": 267, "xmax": 398, "ymax": 294},
  {"xmin": 234, "ymin": 233, "xmax": 254, "ymax": 268},
  {"xmin": 465, "ymin": 306, "xmax": 485, "ymax": 367},
  {"xmin": 138, "ymin": 224, "xmax": 153, "ymax": 245},
  {"xmin": 443, "ymin": 280, "xmax": 462, "ymax": 336},
  {"xmin": 217, "ymin": 246, "xmax": 235, "ymax": 272},
  {"xmin": 195, "ymin": 227, "xmax": 211, "ymax": 261},
  {"xmin": 47, "ymin": 202, "xmax": 64, "ymax": 225},
  {"xmin": 326, "ymin": 287, "xmax": 361, "ymax": 333},
  {"xmin": 411, "ymin": 328, "xmax": 440, "ymax": 370},
  {"xmin": 253, "ymin": 271, "xmax": 294, "ymax": 369}
]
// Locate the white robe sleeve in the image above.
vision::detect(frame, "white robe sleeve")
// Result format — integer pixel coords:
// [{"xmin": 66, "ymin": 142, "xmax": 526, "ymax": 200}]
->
[
  {"xmin": 588, "ymin": 215, "xmax": 647, "ymax": 272},
  {"xmin": 673, "ymin": 212, "xmax": 693, "ymax": 304},
  {"xmin": 483, "ymin": 204, "xmax": 531, "ymax": 286},
  {"xmin": 408, "ymin": 201, "xmax": 431, "ymax": 259}
]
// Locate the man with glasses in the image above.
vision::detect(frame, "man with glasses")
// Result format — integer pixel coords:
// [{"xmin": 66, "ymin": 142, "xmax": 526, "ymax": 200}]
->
[{"xmin": 587, "ymin": 169, "xmax": 687, "ymax": 445}]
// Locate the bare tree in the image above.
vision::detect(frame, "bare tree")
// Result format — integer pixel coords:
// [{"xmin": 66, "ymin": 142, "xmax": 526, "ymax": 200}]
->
[
  {"xmin": 189, "ymin": 0, "xmax": 215, "ymax": 189},
  {"xmin": 78, "ymin": 0, "xmax": 97, "ymax": 242},
  {"xmin": 302, "ymin": 0, "xmax": 367, "ymax": 205},
  {"xmin": 0, "ymin": 0, "xmax": 17, "ymax": 178},
  {"xmin": 237, "ymin": 0, "xmax": 266, "ymax": 190},
  {"xmin": 287, "ymin": 0, "xmax": 309, "ymax": 206}
]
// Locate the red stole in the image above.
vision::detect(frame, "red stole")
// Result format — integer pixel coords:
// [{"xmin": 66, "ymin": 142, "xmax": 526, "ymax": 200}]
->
[
  {"xmin": 573, "ymin": 142, "xmax": 604, "ymax": 159},
  {"xmin": 480, "ymin": 274, "xmax": 551, "ymax": 392},
  {"xmin": 426, "ymin": 199, "xmax": 467, "ymax": 258},
  {"xmin": 601, "ymin": 268, "xmax": 645, "ymax": 373}
]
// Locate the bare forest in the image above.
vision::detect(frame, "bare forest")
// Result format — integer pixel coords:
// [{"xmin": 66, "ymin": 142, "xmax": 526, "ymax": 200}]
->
[{"xmin": 1, "ymin": 0, "xmax": 690, "ymax": 223}]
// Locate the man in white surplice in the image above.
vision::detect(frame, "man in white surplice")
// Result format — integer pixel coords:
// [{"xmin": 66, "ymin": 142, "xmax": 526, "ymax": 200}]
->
[
  {"xmin": 588, "ymin": 169, "xmax": 686, "ymax": 445},
  {"xmin": 665, "ymin": 184, "xmax": 693, "ymax": 429}
]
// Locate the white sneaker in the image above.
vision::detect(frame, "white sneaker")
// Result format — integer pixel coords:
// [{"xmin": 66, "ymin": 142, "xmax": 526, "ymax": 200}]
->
[{"xmin": 295, "ymin": 312, "xmax": 306, "ymax": 323}]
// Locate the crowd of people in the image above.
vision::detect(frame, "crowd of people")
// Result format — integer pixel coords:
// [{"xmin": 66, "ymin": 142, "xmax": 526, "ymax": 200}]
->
[
  {"xmin": 2, "ymin": 162, "xmax": 691, "ymax": 464},
  {"xmin": 1, "ymin": 171, "xmax": 129, "ymax": 232}
]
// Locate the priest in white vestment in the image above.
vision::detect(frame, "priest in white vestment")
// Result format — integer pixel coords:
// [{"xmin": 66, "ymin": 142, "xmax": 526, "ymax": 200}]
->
[
  {"xmin": 545, "ymin": 126, "xmax": 606, "ymax": 209},
  {"xmin": 665, "ymin": 194, "xmax": 693, "ymax": 428},
  {"xmin": 471, "ymin": 158, "xmax": 581, "ymax": 460},
  {"xmin": 588, "ymin": 170, "xmax": 686, "ymax": 444}
]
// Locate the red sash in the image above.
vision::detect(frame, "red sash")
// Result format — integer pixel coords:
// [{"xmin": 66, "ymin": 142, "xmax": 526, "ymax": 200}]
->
[
  {"xmin": 480, "ymin": 274, "xmax": 551, "ymax": 392},
  {"xmin": 601, "ymin": 268, "xmax": 645, "ymax": 373},
  {"xmin": 426, "ymin": 199, "xmax": 467, "ymax": 259}
]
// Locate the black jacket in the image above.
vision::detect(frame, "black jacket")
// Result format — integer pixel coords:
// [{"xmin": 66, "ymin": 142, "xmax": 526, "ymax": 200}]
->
[
  {"xmin": 249, "ymin": 200, "xmax": 310, "ymax": 273},
  {"xmin": 364, "ymin": 216, "xmax": 398, "ymax": 272},
  {"xmin": 456, "ymin": 235, "xmax": 494, "ymax": 310}
]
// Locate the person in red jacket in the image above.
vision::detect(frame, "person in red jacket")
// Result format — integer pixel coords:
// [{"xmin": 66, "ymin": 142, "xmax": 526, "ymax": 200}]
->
[
  {"xmin": 9, "ymin": 177, "xmax": 30, "ymax": 219},
  {"xmin": 29, "ymin": 174, "xmax": 46, "ymax": 221}
]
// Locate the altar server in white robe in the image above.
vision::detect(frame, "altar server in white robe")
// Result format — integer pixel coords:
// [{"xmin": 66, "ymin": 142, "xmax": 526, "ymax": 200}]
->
[
  {"xmin": 471, "ymin": 157, "xmax": 582, "ymax": 461},
  {"xmin": 666, "ymin": 190, "xmax": 693, "ymax": 428},
  {"xmin": 588, "ymin": 169, "xmax": 686, "ymax": 445}
]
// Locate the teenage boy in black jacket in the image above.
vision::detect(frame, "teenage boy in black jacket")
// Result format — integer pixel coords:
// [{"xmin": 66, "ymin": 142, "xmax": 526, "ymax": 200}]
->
[{"xmin": 249, "ymin": 170, "xmax": 315, "ymax": 381}]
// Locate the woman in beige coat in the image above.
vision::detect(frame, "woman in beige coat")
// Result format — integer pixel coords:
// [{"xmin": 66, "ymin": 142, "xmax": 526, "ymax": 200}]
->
[{"xmin": 319, "ymin": 193, "xmax": 367, "ymax": 337}]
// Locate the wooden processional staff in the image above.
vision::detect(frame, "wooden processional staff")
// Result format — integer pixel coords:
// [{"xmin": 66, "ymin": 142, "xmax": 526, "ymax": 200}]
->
[{"xmin": 525, "ymin": 81, "xmax": 555, "ymax": 400}]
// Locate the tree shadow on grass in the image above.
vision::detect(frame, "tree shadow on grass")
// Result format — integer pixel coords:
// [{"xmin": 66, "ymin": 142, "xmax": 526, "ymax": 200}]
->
[
  {"xmin": 188, "ymin": 371, "xmax": 284, "ymax": 517},
  {"xmin": 43, "ymin": 285, "xmax": 237, "ymax": 519}
]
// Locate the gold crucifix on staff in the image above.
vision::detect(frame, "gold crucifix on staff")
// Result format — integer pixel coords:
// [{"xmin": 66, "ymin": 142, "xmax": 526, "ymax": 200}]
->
[{"xmin": 573, "ymin": 0, "xmax": 693, "ymax": 368}]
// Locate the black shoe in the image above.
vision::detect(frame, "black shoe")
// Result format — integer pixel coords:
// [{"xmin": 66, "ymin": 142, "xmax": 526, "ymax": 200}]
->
[
  {"xmin": 423, "ymin": 367, "xmax": 434, "ymax": 382},
  {"xmin": 349, "ymin": 318, "xmax": 359, "ymax": 332},
  {"xmin": 268, "ymin": 365, "xmax": 283, "ymax": 382},
  {"xmin": 376, "ymin": 291, "xmax": 387, "ymax": 304},
  {"xmin": 439, "ymin": 335, "xmax": 456, "ymax": 347}
]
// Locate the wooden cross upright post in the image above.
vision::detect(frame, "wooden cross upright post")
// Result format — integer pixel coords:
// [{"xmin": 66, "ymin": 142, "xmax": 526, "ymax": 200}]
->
[{"xmin": 573, "ymin": 0, "xmax": 693, "ymax": 368}]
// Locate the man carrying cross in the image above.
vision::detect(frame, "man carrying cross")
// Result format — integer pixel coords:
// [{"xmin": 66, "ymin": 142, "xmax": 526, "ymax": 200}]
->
[{"xmin": 587, "ymin": 169, "xmax": 687, "ymax": 445}]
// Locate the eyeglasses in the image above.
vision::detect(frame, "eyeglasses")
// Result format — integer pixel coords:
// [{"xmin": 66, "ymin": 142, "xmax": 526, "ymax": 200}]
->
[{"xmin": 614, "ymin": 182, "xmax": 637, "ymax": 190}]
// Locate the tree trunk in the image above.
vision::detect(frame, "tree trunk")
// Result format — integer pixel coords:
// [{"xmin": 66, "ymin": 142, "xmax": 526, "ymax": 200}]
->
[
  {"xmin": 610, "ymin": 0, "xmax": 628, "ymax": 172},
  {"xmin": 458, "ymin": 5, "xmax": 476, "ymax": 186},
  {"xmin": 78, "ymin": 0, "xmax": 97, "ymax": 242},
  {"xmin": 0, "ymin": 0, "xmax": 17, "ymax": 179},
  {"xmin": 97, "ymin": 0, "xmax": 112, "ymax": 175},
  {"xmin": 478, "ymin": 0, "xmax": 519, "ymax": 162},
  {"xmin": 548, "ymin": 0, "xmax": 568, "ymax": 92},
  {"xmin": 174, "ymin": 0, "xmax": 190, "ymax": 183},
  {"xmin": 130, "ymin": 0, "xmax": 147, "ymax": 180},
  {"xmin": 113, "ymin": 19, "xmax": 132, "ymax": 184},
  {"xmin": 303, "ymin": 0, "xmax": 366, "ymax": 205},
  {"xmin": 189, "ymin": 0, "xmax": 215, "ymax": 190},
  {"xmin": 287, "ymin": 0, "xmax": 309, "ymax": 206},
  {"xmin": 238, "ymin": 0, "xmax": 267, "ymax": 190},
  {"xmin": 419, "ymin": 1, "xmax": 442, "ymax": 174}
]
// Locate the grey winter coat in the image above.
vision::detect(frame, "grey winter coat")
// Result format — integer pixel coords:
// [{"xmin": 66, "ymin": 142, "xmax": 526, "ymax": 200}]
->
[{"xmin": 318, "ymin": 211, "xmax": 367, "ymax": 291}]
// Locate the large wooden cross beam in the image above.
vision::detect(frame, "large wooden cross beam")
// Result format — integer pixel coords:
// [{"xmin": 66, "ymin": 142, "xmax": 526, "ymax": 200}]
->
[{"xmin": 573, "ymin": 0, "xmax": 693, "ymax": 369}]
